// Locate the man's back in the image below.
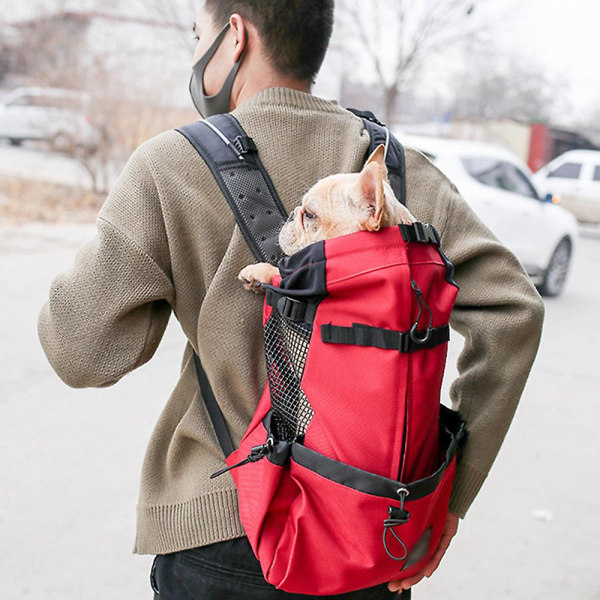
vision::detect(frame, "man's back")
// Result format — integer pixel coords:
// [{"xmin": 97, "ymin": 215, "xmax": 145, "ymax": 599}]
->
[{"xmin": 38, "ymin": 85, "xmax": 544, "ymax": 557}]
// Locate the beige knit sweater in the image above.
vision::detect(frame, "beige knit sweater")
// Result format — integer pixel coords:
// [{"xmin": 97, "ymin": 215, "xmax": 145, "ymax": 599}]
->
[{"xmin": 37, "ymin": 87, "xmax": 545, "ymax": 555}]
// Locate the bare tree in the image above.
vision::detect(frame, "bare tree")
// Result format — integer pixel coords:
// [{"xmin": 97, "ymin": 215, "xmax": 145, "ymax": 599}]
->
[
  {"xmin": 336, "ymin": 0, "xmax": 484, "ymax": 126},
  {"xmin": 450, "ymin": 42, "xmax": 568, "ymax": 123}
]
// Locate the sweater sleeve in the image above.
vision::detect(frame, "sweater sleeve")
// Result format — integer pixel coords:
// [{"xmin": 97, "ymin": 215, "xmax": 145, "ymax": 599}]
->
[
  {"xmin": 37, "ymin": 145, "xmax": 175, "ymax": 389},
  {"xmin": 440, "ymin": 190, "xmax": 545, "ymax": 517}
]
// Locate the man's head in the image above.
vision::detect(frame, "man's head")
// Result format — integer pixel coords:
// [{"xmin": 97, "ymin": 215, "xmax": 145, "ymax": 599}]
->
[
  {"xmin": 191, "ymin": 1, "xmax": 335, "ymax": 114},
  {"xmin": 202, "ymin": 0, "xmax": 335, "ymax": 82}
]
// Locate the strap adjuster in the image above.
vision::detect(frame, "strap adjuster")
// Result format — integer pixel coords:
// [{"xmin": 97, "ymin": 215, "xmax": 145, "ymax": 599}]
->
[
  {"xmin": 399, "ymin": 222, "xmax": 440, "ymax": 246},
  {"xmin": 232, "ymin": 135, "xmax": 257, "ymax": 155},
  {"xmin": 276, "ymin": 296, "xmax": 306, "ymax": 321}
]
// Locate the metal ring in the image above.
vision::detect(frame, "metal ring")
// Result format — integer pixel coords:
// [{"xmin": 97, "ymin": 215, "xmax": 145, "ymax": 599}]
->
[{"xmin": 409, "ymin": 323, "xmax": 432, "ymax": 344}]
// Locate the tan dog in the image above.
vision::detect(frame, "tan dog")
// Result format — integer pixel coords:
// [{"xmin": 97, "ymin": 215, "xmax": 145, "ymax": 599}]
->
[{"xmin": 238, "ymin": 144, "xmax": 415, "ymax": 291}]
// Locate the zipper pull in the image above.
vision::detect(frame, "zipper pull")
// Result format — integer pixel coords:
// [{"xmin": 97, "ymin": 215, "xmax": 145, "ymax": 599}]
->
[{"xmin": 210, "ymin": 439, "xmax": 273, "ymax": 479}]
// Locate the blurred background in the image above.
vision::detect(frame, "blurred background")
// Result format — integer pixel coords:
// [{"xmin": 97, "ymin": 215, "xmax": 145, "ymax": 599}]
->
[{"xmin": 1, "ymin": 1, "xmax": 599, "ymax": 598}]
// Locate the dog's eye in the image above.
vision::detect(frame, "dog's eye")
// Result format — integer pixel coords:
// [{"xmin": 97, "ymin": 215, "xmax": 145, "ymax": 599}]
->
[{"xmin": 304, "ymin": 210, "xmax": 317, "ymax": 220}]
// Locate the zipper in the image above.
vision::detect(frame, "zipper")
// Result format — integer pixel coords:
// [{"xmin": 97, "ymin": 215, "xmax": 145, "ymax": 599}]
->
[{"xmin": 397, "ymin": 370, "xmax": 410, "ymax": 482}]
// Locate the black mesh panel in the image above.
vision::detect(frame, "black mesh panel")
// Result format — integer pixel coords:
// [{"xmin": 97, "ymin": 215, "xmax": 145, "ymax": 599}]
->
[
  {"xmin": 222, "ymin": 166, "xmax": 285, "ymax": 263},
  {"xmin": 264, "ymin": 311, "xmax": 314, "ymax": 441}
]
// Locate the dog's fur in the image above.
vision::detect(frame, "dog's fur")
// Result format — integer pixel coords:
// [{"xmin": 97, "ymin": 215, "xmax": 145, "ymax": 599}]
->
[{"xmin": 238, "ymin": 144, "xmax": 415, "ymax": 292}]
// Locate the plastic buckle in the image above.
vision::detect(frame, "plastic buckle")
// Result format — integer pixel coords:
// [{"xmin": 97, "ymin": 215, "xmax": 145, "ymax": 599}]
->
[
  {"xmin": 398, "ymin": 332, "xmax": 411, "ymax": 353},
  {"xmin": 277, "ymin": 296, "xmax": 306, "ymax": 321},
  {"xmin": 233, "ymin": 135, "xmax": 257, "ymax": 155},
  {"xmin": 413, "ymin": 222, "xmax": 440, "ymax": 246}
]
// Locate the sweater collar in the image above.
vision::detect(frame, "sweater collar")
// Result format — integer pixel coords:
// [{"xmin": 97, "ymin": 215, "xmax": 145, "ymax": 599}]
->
[{"xmin": 233, "ymin": 86, "xmax": 345, "ymax": 115}]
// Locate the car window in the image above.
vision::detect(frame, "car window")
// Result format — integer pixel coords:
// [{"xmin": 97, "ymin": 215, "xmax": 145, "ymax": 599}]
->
[
  {"xmin": 547, "ymin": 162, "xmax": 582, "ymax": 179},
  {"xmin": 5, "ymin": 94, "xmax": 82, "ymax": 110},
  {"xmin": 593, "ymin": 166, "xmax": 600, "ymax": 182},
  {"xmin": 461, "ymin": 157, "xmax": 539, "ymax": 198},
  {"xmin": 6, "ymin": 95, "xmax": 34, "ymax": 107}
]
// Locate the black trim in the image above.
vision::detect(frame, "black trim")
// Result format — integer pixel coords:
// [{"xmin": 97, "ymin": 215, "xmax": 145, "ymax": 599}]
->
[
  {"xmin": 438, "ymin": 247, "xmax": 458, "ymax": 289},
  {"xmin": 397, "ymin": 222, "xmax": 458, "ymax": 289},
  {"xmin": 346, "ymin": 108, "xmax": 385, "ymax": 127},
  {"xmin": 321, "ymin": 323, "xmax": 450, "ymax": 352},
  {"xmin": 290, "ymin": 405, "xmax": 466, "ymax": 502},
  {"xmin": 193, "ymin": 351, "xmax": 235, "ymax": 457}
]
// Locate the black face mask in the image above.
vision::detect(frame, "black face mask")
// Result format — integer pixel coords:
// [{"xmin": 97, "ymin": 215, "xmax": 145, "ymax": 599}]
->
[{"xmin": 188, "ymin": 22, "xmax": 245, "ymax": 118}]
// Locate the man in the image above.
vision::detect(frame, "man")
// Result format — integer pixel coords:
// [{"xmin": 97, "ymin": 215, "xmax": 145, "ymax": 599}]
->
[{"xmin": 37, "ymin": 1, "xmax": 545, "ymax": 598}]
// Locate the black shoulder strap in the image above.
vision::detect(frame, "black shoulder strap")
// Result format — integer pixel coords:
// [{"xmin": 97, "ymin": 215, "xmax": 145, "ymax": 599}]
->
[
  {"xmin": 176, "ymin": 113, "xmax": 290, "ymax": 459},
  {"xmin": 176, "ymin": 114, "xmax": 288, "ymax": 265},
  {"xmin": 193, "ymin": 351, "xmax": 234, "ymax": 457},
  {"xmin": 175, "ymin": 108, "xmax": 407, "ymax": 459},
  {"xmin": 346, "ymin": 108, "xmax": 407, "ymax": 207}
]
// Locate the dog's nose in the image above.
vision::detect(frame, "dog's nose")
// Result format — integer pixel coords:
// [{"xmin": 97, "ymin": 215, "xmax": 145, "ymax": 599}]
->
[{"xmin": 286, "ymin": 209, "xmax": 296, "ymax": 223}]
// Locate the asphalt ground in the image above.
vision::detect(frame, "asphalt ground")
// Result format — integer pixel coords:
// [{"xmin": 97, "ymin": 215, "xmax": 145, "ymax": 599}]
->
[{"xmin": 1, "ymin": 222, "xmax": 599, "ymax": 599}]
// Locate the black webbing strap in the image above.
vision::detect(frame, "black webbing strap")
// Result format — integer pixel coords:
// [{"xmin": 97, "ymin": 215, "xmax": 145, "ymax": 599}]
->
[
  {"xmin": 321, "ymin": 323, "xmax": 450, "ymax": 352},
  {"xmin": 176, "ymin": 114, "xmax": 288, "ymax": 265},
  {"xmin": 346, "ymin": 108, "xmax": 407, "ymax": 207},
  {"xmin": 192, "ymin": 351, "xmax": 234, "ymax": 457}
]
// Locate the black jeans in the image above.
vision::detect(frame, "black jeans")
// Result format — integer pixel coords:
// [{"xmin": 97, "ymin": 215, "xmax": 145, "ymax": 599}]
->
[{"xmin": 150, "ymin": 536, "xmax": 411, "ymax": 599}]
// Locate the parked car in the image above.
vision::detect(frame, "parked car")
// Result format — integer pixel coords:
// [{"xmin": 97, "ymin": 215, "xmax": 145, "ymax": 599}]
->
[
  {"xmin": 0, "ymin": 86, "xmax": 98, "ymax": 151},
  {"xmin": 532, "ymin": 149, "xmax": 600, "ymax": 224},
  {"xmin": 396, "ymin": 133, "xmax": 578, "ymax": 297}
]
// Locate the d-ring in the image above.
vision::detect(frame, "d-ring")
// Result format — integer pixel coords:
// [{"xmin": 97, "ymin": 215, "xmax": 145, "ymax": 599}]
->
[{"xmin": 409, "ymin": 323, "xmax": 432, "ymax": 344}]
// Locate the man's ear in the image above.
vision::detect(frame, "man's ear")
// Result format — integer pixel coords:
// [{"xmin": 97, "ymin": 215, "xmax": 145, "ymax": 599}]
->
[
  {"xmin": 356, "ymin": 153, "xmax": 386, "ymax": 231},
  {"xmin": 365, "ymin": 144, "xmax": 389, "ymax": 182},
  {"xmin": 230, "ymin": 13, "xmax": 247, "ymax": 61}
]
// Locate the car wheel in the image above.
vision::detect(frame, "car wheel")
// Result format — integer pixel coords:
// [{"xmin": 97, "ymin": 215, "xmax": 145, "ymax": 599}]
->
[
  {"xmin": 9, "ymin": 138, "xmax": 22, "ymax": 146},
  {"xmin": 537, "ymin": 237, "xmax": 571, "ymax": 297}
]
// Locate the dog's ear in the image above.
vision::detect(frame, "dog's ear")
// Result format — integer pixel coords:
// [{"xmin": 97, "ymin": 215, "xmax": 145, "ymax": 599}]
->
[
  {"xmin": 365, "ymin": 144, "xmax": 389, "ymax": 182},
  {"xmin": 356, "ymin": 147, "xmax": 387, "ymax": 231}
]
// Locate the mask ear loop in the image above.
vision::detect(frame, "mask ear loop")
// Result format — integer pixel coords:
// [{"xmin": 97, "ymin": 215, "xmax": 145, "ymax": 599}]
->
[
  {"xmin": 194, "ymin": 22, "xmax": 231, "ymax": 89},
  {"xmin": 189, "ymin": 21, "xmax": 246, "ymax": 117}
]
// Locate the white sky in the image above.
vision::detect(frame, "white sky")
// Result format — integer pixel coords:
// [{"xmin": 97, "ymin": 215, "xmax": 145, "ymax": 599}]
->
[
  {"xmin": 478, "ymin": 0, "xmax": 600, "ymax": 120},
  {"xmin": 3, "ymin": 0, "xmax": 599, "ymax": 124}
]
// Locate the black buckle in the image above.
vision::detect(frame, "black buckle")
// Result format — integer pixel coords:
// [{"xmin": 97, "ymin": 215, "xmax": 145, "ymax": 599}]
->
[
  {"xmin": 233, "ymin": 135, "xmax": 257, "ymax": 155},
  {"xmin": 398, "ymin": 333, "xmax": 411, "ymax": 353},
  {"xmin": 399, "ymin": 222, "xmax": 440, "ymax": 246},
  {"xmin": 415, "ymin": 222, "xmax": 439, "ymax": 245},
  {"xmin": 276, "ymin": 296, "xmax": 306, "ymax": 321}
]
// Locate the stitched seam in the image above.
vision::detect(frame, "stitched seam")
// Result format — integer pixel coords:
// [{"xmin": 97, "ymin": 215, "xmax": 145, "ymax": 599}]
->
[
  {"xmin": 97, "ymin": 216, "xmax": 173, "ymax": 290},
  {"xmin": 328, "ymin": 260, "xmax": 446, "ymax": 287}
]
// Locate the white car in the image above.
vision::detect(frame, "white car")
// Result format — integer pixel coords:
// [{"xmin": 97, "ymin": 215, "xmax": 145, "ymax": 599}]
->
[
  {"xmin": 397, "ymin": 134, "xmax": 578, "ymax": 297},
  {"xmin": 532, "ymin": 149, "xmax": 600, "ymax": 224},
  {"xmin": 0, "ymin": 87, "xmax": 98, "ymax": 151}
]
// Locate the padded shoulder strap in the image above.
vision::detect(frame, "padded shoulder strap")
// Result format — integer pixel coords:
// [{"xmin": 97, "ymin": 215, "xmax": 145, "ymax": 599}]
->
[
  {"xmin": 176, "ymin": 114, "xmax": 288, "ymax": 265},
  {"xmin": 177, "ymin": 113, "xmax": 291, "ymax": 458},
  {"xmin": 346, "ymin": 108, "xmax": 407, "ymax": 207}
]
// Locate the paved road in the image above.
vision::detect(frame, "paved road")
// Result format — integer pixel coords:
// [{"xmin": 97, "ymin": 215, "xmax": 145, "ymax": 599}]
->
[
  {"xmin": 1, "ymin": 223, "xmax": 599, "ymax": 599},
  {"xmin": 0, "ymin": 140, "xmax": 92, "ymax": 189}
]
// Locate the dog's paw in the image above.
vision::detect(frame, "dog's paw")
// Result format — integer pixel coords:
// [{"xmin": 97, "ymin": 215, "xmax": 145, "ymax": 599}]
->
[{"xmin": 238, "ymin": 263, "xmax": 279, "ymax": 293}]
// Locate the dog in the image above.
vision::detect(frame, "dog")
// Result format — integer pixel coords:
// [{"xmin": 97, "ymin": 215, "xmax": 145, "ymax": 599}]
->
[{"xmin": 238, "ymin": 144, "xmax": 415, "ymax": 292}]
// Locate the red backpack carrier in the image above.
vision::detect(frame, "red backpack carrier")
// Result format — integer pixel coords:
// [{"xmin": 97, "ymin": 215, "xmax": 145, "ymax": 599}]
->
[{"xmin": 177, "ymin": 111, "xmax": 467, "ymax": 596}]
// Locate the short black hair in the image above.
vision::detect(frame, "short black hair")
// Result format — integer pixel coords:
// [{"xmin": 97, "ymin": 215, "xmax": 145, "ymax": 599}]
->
[{"xmin": 205, "ymin": 0, "xmax": 335, "ymax": 81}]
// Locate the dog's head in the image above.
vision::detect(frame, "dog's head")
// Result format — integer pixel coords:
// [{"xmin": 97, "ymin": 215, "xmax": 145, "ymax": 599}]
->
[{"xmin": 279, "ymin": 144, "xmax": 414, "ymax": 255}]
